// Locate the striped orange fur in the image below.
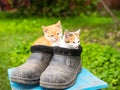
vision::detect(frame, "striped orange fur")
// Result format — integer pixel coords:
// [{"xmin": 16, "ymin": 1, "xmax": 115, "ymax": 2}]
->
[{"xmin": 32, "ymin": 21, "xmax": 62, "ymax": 46}]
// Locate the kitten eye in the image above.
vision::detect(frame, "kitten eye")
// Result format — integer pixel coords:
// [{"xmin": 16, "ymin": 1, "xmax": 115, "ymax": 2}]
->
[
  {"xmin": 51, "ymin": 35, "xmax": 54, "ymax": 37},
  {"xmin": 57, "ymin": 33, "xmax": 59, "ymax": 35},
  {"xmin": 73, "ymin": 42, "xmax": 75, "ymax": 43},
  {"xmin": 78, "ymin": 41, "xmax": 79, "ymax": 43}
]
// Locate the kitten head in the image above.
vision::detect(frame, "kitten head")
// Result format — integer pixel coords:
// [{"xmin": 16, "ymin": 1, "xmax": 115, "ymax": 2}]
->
[
  {"xmin": 42, "ymin": 21, "xmax": 62, "ymax": 43},
  {"xmin": 63, "ymin": 29, "xmax": 80, "ymax": 49}
]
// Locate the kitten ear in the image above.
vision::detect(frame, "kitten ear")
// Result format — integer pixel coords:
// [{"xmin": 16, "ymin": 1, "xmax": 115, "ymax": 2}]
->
[
  {"xmin": 55, "ymin": 20, "xmax": 61, "ymax": 28},
  {"xmin": 75, "ymin": 29, "xmax": 81, "ymax": 34},
  {"xmin": 42, "ymin": 26, "xmax": 45, "ymax": 29},
  {"xmin": 42, "ymin": 26, "xmax": 48, "ymax": 33},
  {"xmin": 64, "ymin": 30, "xmax": 69, "ymax": 32},
  {"xmin": 64, "ymin": 30, "xmax": 70, "ymax": 38},
  {"xmin": 64, "ymin": 30, "xmax": 69, "ymax": 35}
]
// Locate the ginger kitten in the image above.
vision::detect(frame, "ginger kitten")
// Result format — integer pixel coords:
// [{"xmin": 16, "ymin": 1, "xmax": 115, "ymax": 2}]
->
[
  {"xmin": 33, "ymin": 21, "xmax": 62, "ymax": 46},
  {"xmin": 59, "ymin": 29, "xmax": 80, "ymax": 49}
]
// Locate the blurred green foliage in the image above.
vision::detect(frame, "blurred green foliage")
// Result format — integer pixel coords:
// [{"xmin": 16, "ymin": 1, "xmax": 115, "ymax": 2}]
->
[
  {"xmin": 0, "ymin": 12, "xmax": 120, "ymax": 90},
  {"xmin": 82, "ymin": 43, "xmax": 120, "ymax": 89},
  {"xmin": 18, "ymin": 0, "xmax": 97, "ymax": 17}
]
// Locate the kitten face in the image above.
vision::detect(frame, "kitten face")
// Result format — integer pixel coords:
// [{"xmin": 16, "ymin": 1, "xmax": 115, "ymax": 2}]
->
[
  {"xmin": 64, "ymin": 29, "xmax": 80, "ymax": 49},
  {"xmin": 42, "ymin": 21, "xmax": 62, "ymax": 43}
]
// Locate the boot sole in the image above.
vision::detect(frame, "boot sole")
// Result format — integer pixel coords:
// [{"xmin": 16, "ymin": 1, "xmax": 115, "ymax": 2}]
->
[
  {"xmin": 40, "ymin": 62, "xmax": 82, "ymax": 89},
  {"xmin": 11, "ymin": 77, "xmax": 40, "ymax": 85}
]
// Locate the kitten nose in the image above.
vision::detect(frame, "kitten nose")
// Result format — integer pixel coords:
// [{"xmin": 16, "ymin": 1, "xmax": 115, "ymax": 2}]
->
[
  {"xmin": 55, "ymin": 38, "xmax": 58, "ymax": 41},
  {"xmin": 54, "ymin": 36, "xmax": 58, "ymax": 41}
]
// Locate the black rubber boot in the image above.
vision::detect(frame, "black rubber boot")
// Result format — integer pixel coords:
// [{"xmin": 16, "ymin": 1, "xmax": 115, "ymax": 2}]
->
[
  {"xmin": 11, "ymin": 45, "xmax": 53, "ymax": 85},
  {"xmin": 40, "ymin": 46, "xmax": 82, "ymax": 89}
]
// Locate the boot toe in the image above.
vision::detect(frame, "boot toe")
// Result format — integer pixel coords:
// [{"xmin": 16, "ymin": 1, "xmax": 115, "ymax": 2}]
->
[
  {"xmin": 40, "ymin": 65, "xmax": 73, "ymax": 84},
  {"xmin": 41, "ymin": 72, "xmax": 67, "ymax": 84},
  {"xmin": 11, "ymin": 64, "xmax": 41, "ymax": 84}
]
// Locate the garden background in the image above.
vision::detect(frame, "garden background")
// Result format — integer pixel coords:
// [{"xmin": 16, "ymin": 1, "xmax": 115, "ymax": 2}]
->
[{"xmin": 0, "ymin": 0, "xmax": 120, "ymax": 90}]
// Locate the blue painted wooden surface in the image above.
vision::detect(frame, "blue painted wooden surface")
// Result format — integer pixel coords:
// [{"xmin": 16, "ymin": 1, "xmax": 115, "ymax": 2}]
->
[{"xmin": 8, "ymin": 68, "xmax": 108, "ymax": 90}]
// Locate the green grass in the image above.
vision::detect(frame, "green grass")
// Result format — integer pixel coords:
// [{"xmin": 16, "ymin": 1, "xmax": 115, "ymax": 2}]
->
[{"xmin": 0, "ymin": 12, "xmax": 120, "ymax": 90}]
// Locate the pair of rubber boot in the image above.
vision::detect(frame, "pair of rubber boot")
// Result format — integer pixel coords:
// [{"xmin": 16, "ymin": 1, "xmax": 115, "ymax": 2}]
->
[{"xmin": 11, "ymin": 45, "xmax": 82, "ymax": 89}]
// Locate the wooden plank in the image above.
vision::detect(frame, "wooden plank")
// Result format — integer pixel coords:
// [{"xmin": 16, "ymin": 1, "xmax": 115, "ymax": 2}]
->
[{"xmin": 8, "ymin": 68, "xmax": 108, "ymax": 90}]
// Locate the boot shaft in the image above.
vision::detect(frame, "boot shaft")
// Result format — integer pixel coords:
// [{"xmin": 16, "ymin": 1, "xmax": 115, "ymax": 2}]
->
[{"xmin": 50, "ymin": 45, "xmax": 82, "ymax": 69}]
